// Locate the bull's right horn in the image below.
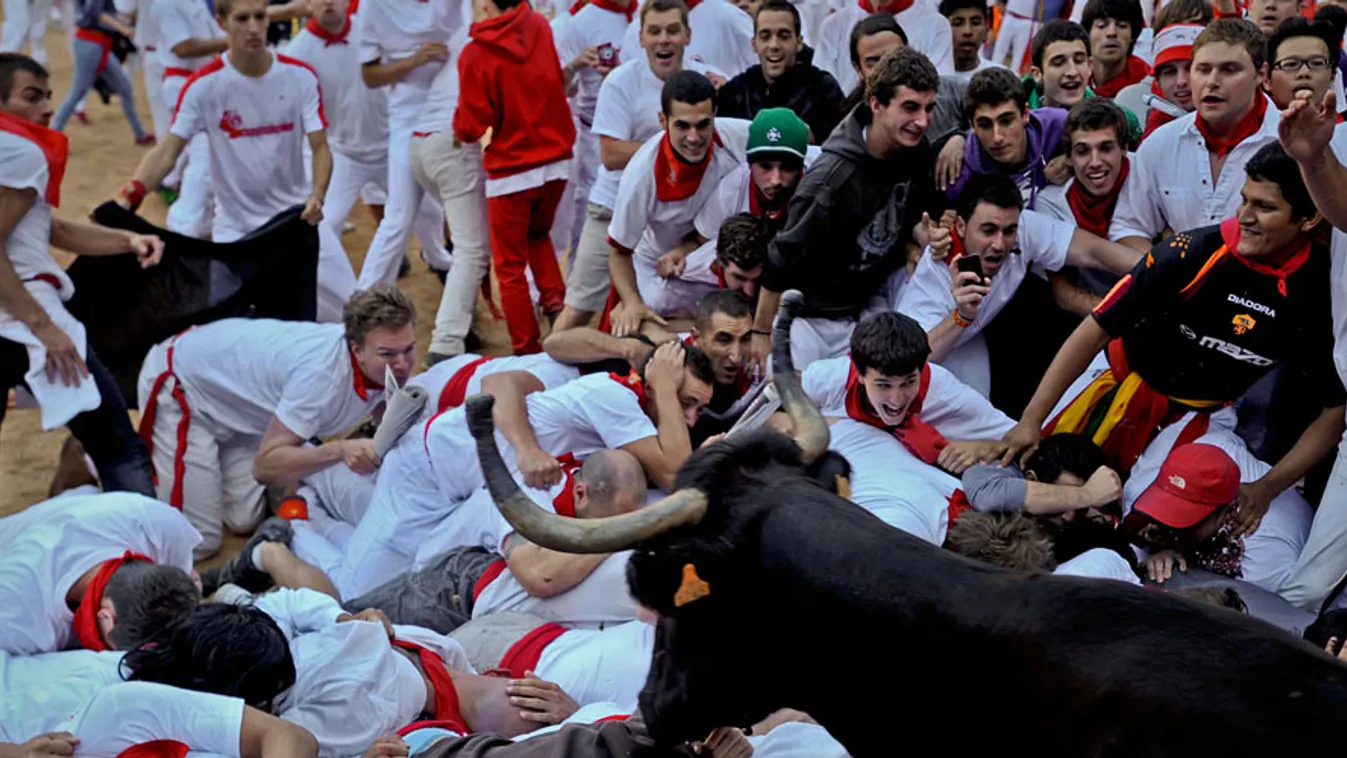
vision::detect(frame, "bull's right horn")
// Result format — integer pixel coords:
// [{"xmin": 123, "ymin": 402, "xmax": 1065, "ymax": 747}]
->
[
  {"xmin": 464, "ymin": 394, "xmax": 708, "ymax": 554},
  {"xmin": 770, "ymin": 290, "xmax": 829, "ymax": 464}
]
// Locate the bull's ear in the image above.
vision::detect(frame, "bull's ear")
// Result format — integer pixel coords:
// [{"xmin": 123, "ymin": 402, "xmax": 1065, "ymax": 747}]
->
[{"xmin": 629, "ymin": 547, "xmax": 722, "ymax": 617}]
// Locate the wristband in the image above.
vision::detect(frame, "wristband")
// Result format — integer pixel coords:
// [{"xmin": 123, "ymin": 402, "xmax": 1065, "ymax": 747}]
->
[
  {"xmin": 750, "ymin": 329, "xmax": 771, "ymax": 336},
  {"xmin": 120, "ymin": 179, "xmax": 147, "ymax": 211},
  {"xmin": 951, "ymin": 309, "xmax": 973, "ymax": 328}
]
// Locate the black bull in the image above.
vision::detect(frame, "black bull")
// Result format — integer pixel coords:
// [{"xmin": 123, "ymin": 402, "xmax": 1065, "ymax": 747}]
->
[{"xmin": 463, "ymin": 292, "xmax": 1347, "ymax": 757}]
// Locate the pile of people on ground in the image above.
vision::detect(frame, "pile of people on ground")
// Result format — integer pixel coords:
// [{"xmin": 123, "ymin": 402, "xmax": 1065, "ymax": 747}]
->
[{"xmin": 5, "ymin": 0, "xmax": 1347, "ymax": 752}]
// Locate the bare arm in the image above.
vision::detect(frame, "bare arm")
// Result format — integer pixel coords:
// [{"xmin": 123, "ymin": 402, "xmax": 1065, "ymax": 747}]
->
[
  {"xmin": 542, "ymin": 327, "xmax": 654, "ymax": 366},
  {"xmin": 1117, "ymin": 237, "xmax": 1151, "ymax": 253},
  {"xmin": 49, "ymin": 218, "xmax": 136, "ymax": 256},
  {"xmin": 502, "ymin": 532, "xmax": 609, "ymax": 598},
  {"xmin": 599, "ymin": 136, "xmax": 642, "ymax": 172},
  {"xmin": 618, "ymin": 352, "xmax": 693, "ymax": 491},
  {"xmin": 480, "ymin": 370, "xmax": 548, "ymax": 455},
  {"xmin": 361, "ymin": 43, "xmax": 445, "ymax": 88},
  {"xmin": 239, "ymin": 706, "xmax": 319, "ymax": 758},
  {"xmin": 609, "ymin": 248, "xmax": 643, "ymax": 307},
  {"xmin": 252, "ymin": 418, "xmax": 356, "ymax": 486},
  {"xmin": 129, "ymin": 133, "xmax": 190, "ymax": 192},
  {"xmin": 1259, "ymin": 405, "xmax": 1346, "ymax": 497},
  {"xmin": 1048, "ymin": 271, "xmax": 1102, "ymax": 318},
  {"xmin": 0, "ymin": 187, "xmax": 49, "ymax": 331},
  {"xmin": 1064, "ymin": 228, "xmax": 1144, "ymax": 275},
  {"xmin": 170, "ymin": 37, "xmax": 227, "ymax": 59},
  {"xmin": 265, "ymin": 0, "xmax": 308, "ymax": 21},
  {"xmin": 307, "ymin": 130, "xmax": 333, "ymax": 200}
]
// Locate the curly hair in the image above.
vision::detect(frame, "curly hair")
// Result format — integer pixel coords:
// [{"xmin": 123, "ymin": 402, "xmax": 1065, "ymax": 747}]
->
[{"xmin": 946, "ymin": 511, "xmax": 1056, "ymax": 572}]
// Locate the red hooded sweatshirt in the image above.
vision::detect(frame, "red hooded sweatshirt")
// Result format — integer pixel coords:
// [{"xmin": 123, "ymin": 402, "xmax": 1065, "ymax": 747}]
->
[{"xmin": 454, "ymin": 3, "xmax": 577, "ymax": 181}]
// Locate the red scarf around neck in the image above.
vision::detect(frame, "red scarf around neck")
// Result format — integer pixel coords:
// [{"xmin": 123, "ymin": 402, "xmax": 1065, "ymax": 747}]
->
[
  {"xmin": 1196, "ymin": 93, "xmax": 1268, "ymax": 160},
  {"xmin": 1141, "ymin": 79, "xmax": 1180, "ymax": 142},
  {"xmin": 349, "ymin": 348, "xmax": 384, "ymax": 402},
  {"xmin": 684, "ymin": 0, "xmax": 702, "ymax": 10},
  {"xmin": 1091, "ymin": 55, "xmax": 1151, "ymax": 98},
  {"xmin": 73, "ymin": 551, "xmax": 154, "ymax": 651},
  {"xmin": 748, "ymin": 180, "xmax": 788, "ymax": 220},
  {"xmin": 589, "ymin": 0, "xmax": 636, "ymax": 20},
  {"xmin": 653, "ymin": 133, "xmax": 718, "ymax": 202},
  {"xmin": 1066, "ymin": 157, "xmax": 1130, "ymax": 239},
  {"xmin": 843, "ymin": 363, "xmax": 947, "ymax": 464},
  {"xmin": 608, "ymin": 370, "xmax": 649, "ymax": 406},
  {"xmin": 0, "ymin": 110, "xmax": 68, "ymax": 207},
  {"xmin": 859, "ymin": 0, "xmax": 915, "ymax": 14},
  {"xmin": 1218, "ymin": 217, "xmax": 1313, "ymax": 297},
  {"xmin": 551, "ymin": 452, "xmax": 583, "ymax": 517},
  {"xmin": 304, "ymin": 16, "xmax": 351, "ymax": 46},
  {"xmin": 438, "ymin": 356, "xmax": 494, "ymax": 412}
]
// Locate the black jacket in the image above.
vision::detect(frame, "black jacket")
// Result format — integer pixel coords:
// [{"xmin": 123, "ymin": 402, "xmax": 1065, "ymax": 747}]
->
[
  {"xmin": 761, "ymin": 104, "xmax": 940, "ymax": 320},
  {"xmin": 717, "ymin": 49, "xmax": 845, "ymax": 144}
]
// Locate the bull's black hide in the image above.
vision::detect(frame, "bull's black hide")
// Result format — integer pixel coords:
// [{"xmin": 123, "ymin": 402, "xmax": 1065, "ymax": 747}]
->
[
  {"xmin": 66, "ymin": 203, "xmax": 318, "ymax": 405},
  {"xmin": 628, "ymin": 432, "xmax": 1347, "ymax": 758}
]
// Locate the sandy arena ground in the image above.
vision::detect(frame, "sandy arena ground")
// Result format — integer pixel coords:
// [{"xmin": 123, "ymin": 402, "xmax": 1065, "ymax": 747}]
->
[{"xmin": 0, "ymin": 26, "xmax": 516, "ymax": 567}]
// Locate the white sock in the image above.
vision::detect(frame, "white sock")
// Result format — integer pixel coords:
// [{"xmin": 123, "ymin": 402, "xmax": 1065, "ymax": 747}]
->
[{"xmin": 250, "ymin": 543, "xmax": 268, "ymax": 572}]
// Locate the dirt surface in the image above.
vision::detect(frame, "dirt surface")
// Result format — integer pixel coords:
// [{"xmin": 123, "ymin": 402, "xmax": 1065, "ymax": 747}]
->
[{"xmin": 0, "ymin": 28, "xmax": 514, "ymax": 565}]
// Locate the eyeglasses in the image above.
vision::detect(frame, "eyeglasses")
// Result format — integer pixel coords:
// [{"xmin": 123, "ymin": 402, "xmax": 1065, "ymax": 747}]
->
[{"xmin": 1273, "ymin": 56, "xmax": 1332, "ymax": 73}]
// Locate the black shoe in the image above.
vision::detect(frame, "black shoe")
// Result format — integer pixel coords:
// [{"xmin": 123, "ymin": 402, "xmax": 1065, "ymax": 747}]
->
[
  {"xmin": 398, "ymin": 254, "xmax": 412, "ymax": 279},
  {"xmin": 425, "ymin": 351, "xmax": 458, "ymax": 368},
  {"xmin": 464, "ymin": 331, "xmax": 485, "ymax": 352},
  {"xmin": 420, "ymin": 249, "xmax": 450, "ymax": 285},
  {"xmin": 207, "ymin": 517, "xmax": 294, "ymax": 595}
]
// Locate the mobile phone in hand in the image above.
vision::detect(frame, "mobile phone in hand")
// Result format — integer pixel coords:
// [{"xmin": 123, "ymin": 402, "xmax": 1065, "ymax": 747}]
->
[{"xmin": 956, "ymin": 254, "xmax": 986, "ymax": 286}]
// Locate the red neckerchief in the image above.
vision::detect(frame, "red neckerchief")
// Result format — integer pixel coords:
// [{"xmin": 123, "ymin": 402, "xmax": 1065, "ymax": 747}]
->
[
  {"xmin": 1218, "ymin": 217, "xmax": 1313, "ymax": 297},
  {"xmin": 685, "ymin": 0, "xmax": 702, "ymax": 9},
  {"xmin": 1066, "ymin": 156, "xmax": 1130, "ymax": 239},
  {"xmin": 346, "ymin": 0, "xmax": 359, "ymax": 13},
  {"xmin": 569, "ymin": 0, "xmax": 586, "ymax": 12},
  {"xmin": 1141, "ymin": 79, "xmax": 1179, "ymax": 142},
  {"xmin": 73, "ymin": 551, "xmax": 154, "ymax": 651},
  {"xmin": 653, "ymin": 132, "xmax": 719, "ymax": 202},
  {"xmin": 117, "ymin": 741, "xmax": 190, "ymax": 758},
  {"xmin": 552, "ymin": 453, "xmax": 582, "ymax": 517},
  {"xmin": 349, "ymin": 348, "xmax": 384, "ymax": 402},
  {"xmin": 392, "ymin": 639, "xmax": 470, "ymax": 735},
  {"xmin": 946, "ymin": 489, "xmax": 973, "ymax": 531},
  {"xmin": 438, "ymin": 356, "xmax": 494, "ymax": 412},
  {"xmin": 747, "ymin": 180, "xmax": 788, "ymax": 220},
  {"xmin": 1196, "ymin": 93, "xmax": 1268, "ymax": 160},
  {"xmin": 843, "ymin": 362, "xmax": 948, "ymax": 465},
  {"xmin": 589, "ymin": 0, "xmax": 635, "ymax": 20},
  {"xmin": 304, "ymin": 16, "xmax": 351, "ymax": 46},
  {"xmin": 948, "ymin": 227, "xmax": 967, "ymax": 261},
  {"xmin": 711, "ymin": 261, "xmax": 728, "ymax": 289},
  {"xmin": 608, "ymin": 370, "xmax": 649, "ymax": 405},
  {"xmin": 859, "ymin": 0, "xmax": 915, "ymax": 13},
  {"xmin": 1091, "ymin": 55, "xmax": 1151, "ymax": 98},
  {"xmin": 0, "ymin": 110, "xmax": 68, "ymax": 207}
]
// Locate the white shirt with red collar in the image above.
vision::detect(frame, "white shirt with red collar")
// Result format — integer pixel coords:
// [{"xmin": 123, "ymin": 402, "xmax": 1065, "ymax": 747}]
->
[
  {"xmin": 617, "ymin": 0, "xmax": 755, "ymax": 78},
  {"xmin": 554, "ymin": 0, "xmax": 637, "ymax": 126},
  {"xmin": 170, "ymin": 51, "xmax": 328, "ymax": 241},
  {"xmin": 155, "ymin": 0, "xmax": 225, "ymax": 73},
  {"xmin": 0, "ymin": 490, "xmax": 200, "ymax": 656},
  {"xmin": 285, "ymin": 14, "xmax": 389, "ymax": 164},
  {"xmin": 816, "ymin": 1, "xmax": 954, "ymax": 93},
  {"xmin": 143, "ymin": 320, "xmax": 383, "ymax": 440}
]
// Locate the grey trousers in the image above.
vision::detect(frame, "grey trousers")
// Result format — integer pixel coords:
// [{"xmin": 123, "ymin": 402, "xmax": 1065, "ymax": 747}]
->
[{"xmin": 344, "ymin": 546, "xmax": 501, "ymax": 634}]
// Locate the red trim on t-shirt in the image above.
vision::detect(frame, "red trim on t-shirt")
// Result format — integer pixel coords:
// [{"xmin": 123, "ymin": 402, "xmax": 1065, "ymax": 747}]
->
[
  {"xmin": 472, "ymin": 558, "xmax": 509, "ymax": 602},
  {"xmin": 276, "ymin": 53, "xmax": 330, "ymax": 129},
  {"xmin": 438, "ymin": 356, "xmax": 494, "ymax": 412},
  {"xmin": 173, "ymin": 56, "xmax": 226, "ymax": 122}
]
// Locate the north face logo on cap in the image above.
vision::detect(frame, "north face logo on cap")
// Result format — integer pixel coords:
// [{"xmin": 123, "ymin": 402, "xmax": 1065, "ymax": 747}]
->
[
  {"xmin": 1168, "ymin": 475, "xmax": 1187, "ymax": 490},
  {"xmin": 767, "ymin": 127, "xmax": 781, "ymax": 142}
]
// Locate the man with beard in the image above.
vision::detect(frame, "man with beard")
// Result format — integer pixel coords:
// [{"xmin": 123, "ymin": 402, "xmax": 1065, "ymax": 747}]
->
[{"xmin": 1264, "ymin": 17, "xmax": 1340, "ymax": 111}]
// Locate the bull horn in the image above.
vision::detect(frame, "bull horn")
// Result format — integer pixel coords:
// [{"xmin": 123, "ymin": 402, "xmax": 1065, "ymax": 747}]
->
[
  {"xmin": 771, "ymin": 290, "xmax": 830, "ymax": 464},
  {"xmin": 464, "ymin": 394, "xmax": 708, "ymax": 554}
]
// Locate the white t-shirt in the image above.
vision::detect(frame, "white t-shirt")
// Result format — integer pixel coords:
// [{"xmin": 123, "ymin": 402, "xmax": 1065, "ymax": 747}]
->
[
  {"xmin": 0, "ymin": 492, "xmax": 200, "ymax": 655},
  {"xmin": 285, "ymin": 15, "xmax": 389, "ymax": 163},
  {"xmin": 472, "ymin": 550, "xmax": 639, "ymax": 628},
  {"xmin": 155, "ymin": 0, "xmax": 225, "ymax": 72},
  {"xmin": 357, "ymin": 0, "xmax": 467, "ymax": 115},
  {"xmin": 407, "ymin": 352, "xmax": 580, "ymax": 418},
  {"xmin": 588, "ymin": 55, "xmax": 723, "ymax": 210},
  {"xmin": 895, "ymin": 208, "xmax": 1073, "ymax": 396},
  {"xmin": 0, "ymin": 132, "xmax": 66, "ymax": 293},
  {"xmin": 0, "ymin": 649, "xmax": 124, "ymax": 742},
  {"xmin": 946, "ymin": 57, "xmax": 1006, "ymax": 83},
  {"xmin": 553, "ymin": 3, "xmax": 635, "ymax": 124},
  {"xmin": 1054, "ymin": 548, "xmax": 1142, "ymax": 585},
  {"xmin": 816, "ymin": 3, "xmax": 954, "ymax": 94},
  {"xmin": 1109, "ymin": 97, "xmax": 1280, "ymax": 243},
  {"xmin": 56, "ymin": 682, "xmax": 243, "ymax": 757},
  {"xmin": 411, "ymin": 28, "xmax": 471, "ymax": 135},
  {"xmin": 247, "ymin": 587, "xmax": 346, "ymax": 642},
  {"xmin": 618, "ymin": 0, "xmax": 755, "ymax": 79},
  {"xmin": 535, "ymin": 620, "xmax": 654, "ymax": 712},
  {"xmin": 170, "ymin": 51, "xmax": 327, "ymax": 241},
  {"xmin": 156, "ymin": 320, "xmax": 382, "ymax": 439}
]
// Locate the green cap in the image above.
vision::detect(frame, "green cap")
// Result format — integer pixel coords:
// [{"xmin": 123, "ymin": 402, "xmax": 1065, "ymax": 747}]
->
[{"xmin": 746, "ymin": 108, "xmax": 809, "ymax": 161}]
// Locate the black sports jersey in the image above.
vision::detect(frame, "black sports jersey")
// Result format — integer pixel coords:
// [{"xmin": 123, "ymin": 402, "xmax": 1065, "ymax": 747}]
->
[{"xmin": 1092, "ymin": 221, "xmax": 1344, "ymax": 407}]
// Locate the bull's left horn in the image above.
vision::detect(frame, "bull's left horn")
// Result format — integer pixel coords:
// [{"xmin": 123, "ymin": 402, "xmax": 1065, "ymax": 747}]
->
[
  {"xmin": 771, "ymin": 290, "xmax": 829, "ymax": 464},
  {"xmin": 465, "ymin": 394, "xmax": 708, "ymax": 554}
]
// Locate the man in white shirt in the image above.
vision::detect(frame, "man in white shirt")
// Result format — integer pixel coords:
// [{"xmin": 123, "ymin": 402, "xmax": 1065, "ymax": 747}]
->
[
  {"xmin": 816, "ymin": 0, "xmax": 955, "ymax": 93},
  {"xmin": 607, "ymin": 72, "xmax": 749, "ymax": 335},
  {"xmin": 617, "ymin": 0, "xmax": 755, "ymax": 78},
  {"xmin": 552, "ymin": 0, "xmax": 725, "ymax": 333},
  {"xmin": 0, "ymin": 52, "xmax": 162, "ymax": 496},
  {"xmin": 896, "ymin": 173, "xmax": 1139, "ymax": 402},
  {"xmin": 1110, "ymin": 19, "xmax": 1280, "ymax": 250},
  {"xmin": 941, "ymin": 0, "xmax": 1002, "ymax": 82},
  {"xmin": 135, "ymin": 286, "xmax": 416, "ymax": 558}
]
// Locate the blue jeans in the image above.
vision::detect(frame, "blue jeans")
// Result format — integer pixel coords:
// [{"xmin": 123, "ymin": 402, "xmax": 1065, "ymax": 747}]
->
[
  {"xmin": 52, "ymin": 36, "xmax": 147, "ymax": 138},
  {"xmin": 0, "ymin": 336, "xmax": 155, "ymax": 496}
]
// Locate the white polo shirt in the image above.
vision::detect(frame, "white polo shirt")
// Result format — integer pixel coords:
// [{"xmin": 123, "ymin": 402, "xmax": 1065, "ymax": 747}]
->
[
  {"xmin": 1109, "ymin": 97, "xmax": 1280, "ymax": 243},
  {"xmin": 154, "ymin": 0, "xmax": 224, "ymax": 73},
  {"xmin": 170, "ymin": 51, "xmax": 328, "ymax": 241},
  {"xmin": 411, "ymin": 28, "xmax": 471, "ymax": 135},
  {"xmin": 554, "ymin": 2, "xmax": 636, "ymax": 125},
  {"xmin": 0, "ymin": 492, "xmax": 200, "ymax": 655},
  {"xmin": 895, "ymin": 208, "xmax": 1074, "ymax": 397},
  {"xmin": 816, "ymin": 3, "xmax": 954, "ymax": 94},
  {"xmin": 286, "ymin": 15, "xmax": 389, "ymax": 163},
  {"xmin": 151, "ymin": 319, "xmax": 383, "ymax": 440},
  {"xmin": 588, "ymin": 55, "xmax": 723, "ymax": 210},
  {"xmin": 618, "ymin": 0, "xmax": 755, "ymax": 78},
  {"xmin": 357, "ymin": 0, "xmax": 467, "ymax": 117}
]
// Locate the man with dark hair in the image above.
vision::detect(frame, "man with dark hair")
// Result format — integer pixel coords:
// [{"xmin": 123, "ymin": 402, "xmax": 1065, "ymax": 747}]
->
[
  {"xmin": 1005, "ymin": 143, "xmax": 1342, "ymax": 593},
  {"xmin": 899, "ymin": 172, "xmax": 1140, "ymax": 412},
  {"xmin": 752, "ymin": 47, "xmax": 945, "ymax": 369},
  {"xmin": 0, "ymin": 52, "xmax": 161, "ymax": 497},
  {"xmin": 941, "ymin": 0, "xmax": 1001, "ymax": 81},
  {"xmin": 1028, "ymin": 20, "xmax": 1093, "ymax": 110},
  {"xmin": 717, "ymin": 1, "xmax": 845, "ymax": 143},
  {"xmin": 711, "ymin": 213, "xmax": 771, "ymax": 300},
  {"xmin": 798, "ymin": 311, "xmax": 1015, "ymax": 544},
  {"xmin": 1265, "ymin": 17, "xmax": 1341, "ymax": 110},
  {"xmin": 605, "ymin": 71, "xmax": 749, "ymax": 335},
  {"xmin": 1081, "ymin": 0, "xmax": 1150, "ymax": 97},
  {"xmin": 992, "ymin": 0, "xmax": 1071, "ymax": 76},
  {"xmin": 817, "ymin": 0, "xmax": 954, "ymax": 94}
]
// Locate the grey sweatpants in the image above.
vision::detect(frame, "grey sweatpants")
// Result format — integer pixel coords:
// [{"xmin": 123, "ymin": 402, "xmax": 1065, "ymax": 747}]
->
[{"xmin": 344, "ymin": 546, "xmax": 500, "ymax": 634}]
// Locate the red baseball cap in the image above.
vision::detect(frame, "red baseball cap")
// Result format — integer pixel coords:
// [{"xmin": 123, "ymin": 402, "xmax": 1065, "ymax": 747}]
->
[{"xmin": 1132, "ymin": 443, "xmax": 1241, "ymax": 529}]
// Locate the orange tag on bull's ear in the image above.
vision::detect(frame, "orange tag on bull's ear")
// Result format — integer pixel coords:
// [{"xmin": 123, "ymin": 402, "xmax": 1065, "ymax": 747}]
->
[
  {"xmin": 673, "ymin": 563, "xmax": 711, "ymax": 607},
  {"xmin": 835, "ymin": 475, "xmax": 852, "ymax": 500}
]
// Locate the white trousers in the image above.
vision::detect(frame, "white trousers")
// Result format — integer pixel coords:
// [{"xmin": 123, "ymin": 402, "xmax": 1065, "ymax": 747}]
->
[
  {"xmin": 991, "ymin": 15, "xmax": 1037, "ymax": 71},
  {"xmin": 356, "ymin": 113, "xmax": 448, "ymax": 288},
  {"xmin": 1276, "ymin": 428, "xmax": 1347, "ymax": 610},
  {"xmin": 322, "ymin": 149, "xmax": 443, "ymax": 254},
  {"xmin": 410, "ymin": 132, "xmax": 491, "ymax": 356},
  {"xmin": 1, "ymin": 0, "xmax": 48, "ymax": 62}
]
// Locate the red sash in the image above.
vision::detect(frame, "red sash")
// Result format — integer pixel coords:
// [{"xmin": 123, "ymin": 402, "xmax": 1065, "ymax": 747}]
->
[
  {"xmin": 1195, "ymin": 94, "xmax": 1268, "ymax": 160},
  {"xmin": 0, "ymin": 110, "xmax": 68, "ymax": 207},
  {"xmin": 392, "ymin": 639, "xmax": 471, "ymax": 735},
  {"xmin": 73, "ymin": 551, "xmax": 154, "ymax": 651},
  {"xmin": 589, "ymin": 0, "xmax": 635, "ymax": 20},
  {"xmin": 497, "ymin": 622, "xmax": 568, "ymax": 678},
  {"xmin": 859, "ymin": 0, "xmax": 915, "ymax": 13},
  {"xmin": 116, "ymin": 741, "xmax": 189, "ymax": 758},
  {"xmin": 843, "ymin": 363, "xmax": 948, "ymax": 465},
  {"xmin": 304, "ymin": 16, "xmax": 352, "ymax": 45},
  {"xmin": 438, "ymin": 356, "xmax": 494, "ymax": 412},
  {"xmin": 472, "ymin": 559, "xmax": 509, "ymax": 602}
]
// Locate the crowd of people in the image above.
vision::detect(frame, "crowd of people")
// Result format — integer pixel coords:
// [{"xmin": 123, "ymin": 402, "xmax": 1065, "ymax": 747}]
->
[{"xmin": 4, "ymin": 0, "xmax": 1347, "ymax": 752}]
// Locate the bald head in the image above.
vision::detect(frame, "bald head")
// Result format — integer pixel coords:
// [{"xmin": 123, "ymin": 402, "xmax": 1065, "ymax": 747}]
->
[{"xmin": 575, "ymin": 449, "xmax": 649, "ymax": 518}]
